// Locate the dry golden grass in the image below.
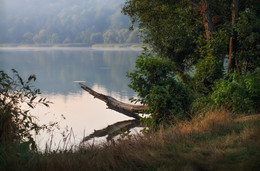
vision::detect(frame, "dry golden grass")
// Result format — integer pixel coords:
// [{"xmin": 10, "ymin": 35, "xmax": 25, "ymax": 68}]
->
[
  {"xmin": 160, "ymin": 110, "xmax": 233, "ymax": 143},
  {"xmin": 2, "ymin": 111, "xmax": 260, "ymax": 170}
]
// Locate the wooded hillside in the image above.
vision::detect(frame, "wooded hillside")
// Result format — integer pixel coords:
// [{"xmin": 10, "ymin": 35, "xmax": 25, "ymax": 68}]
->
[{"xmin": 0, "ymin": 0, "xmax": 140, "ymax": 45}]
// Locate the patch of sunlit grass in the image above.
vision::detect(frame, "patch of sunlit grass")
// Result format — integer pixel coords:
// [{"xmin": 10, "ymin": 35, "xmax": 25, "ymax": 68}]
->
[
  {"xmin": 150, "ymin": 110, "xmax": 260, "ymax": 170},
  {"xmin": 159, "ymin": 110, "xmax": 233, "ymax": 144}
]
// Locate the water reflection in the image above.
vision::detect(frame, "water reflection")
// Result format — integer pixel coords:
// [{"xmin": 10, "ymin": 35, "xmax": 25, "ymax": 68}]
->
[
  {"xmin": 34, "ymin": 86, "xmax": 133, "ymax": 150},
  {"xmin": 0, "ymin": 47, "xmax": 138, "ymax": 97},
  {"xmin": 0, "ymin": 47, "xmax": 140, "ymax": 150}
]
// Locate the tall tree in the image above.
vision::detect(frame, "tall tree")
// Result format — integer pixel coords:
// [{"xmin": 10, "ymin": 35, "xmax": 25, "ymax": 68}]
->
[
  {"xmin": 123, "ymin": 0, "xmax": 259, "ymax": 76},
  {"xmin": 123, "ymin": 0, "xmax": 202, "ymax": 73},
  {"xmin": 200, "ymin": 0, "xmax": 214, "ymax": 40},
  {"xmin": 123, "ymin": 0, "xmax": 260, "ymax": 126}
]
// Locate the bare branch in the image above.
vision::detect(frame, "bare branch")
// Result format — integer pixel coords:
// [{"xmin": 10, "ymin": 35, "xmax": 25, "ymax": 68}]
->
[{"xmin": 79, "ymin": 83, "xmax": 148, "ymax": 120}]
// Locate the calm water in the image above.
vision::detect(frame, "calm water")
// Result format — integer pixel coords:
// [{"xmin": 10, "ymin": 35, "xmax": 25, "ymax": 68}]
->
[{"xmin": 0, "ymin": 47, "xmax": 140, "ymax": 149}]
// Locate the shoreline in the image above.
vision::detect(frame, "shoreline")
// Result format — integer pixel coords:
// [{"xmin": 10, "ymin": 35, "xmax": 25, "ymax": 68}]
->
[{"xmin": 0, "ymin": 43, "xmax": 143, "ymax": 51}]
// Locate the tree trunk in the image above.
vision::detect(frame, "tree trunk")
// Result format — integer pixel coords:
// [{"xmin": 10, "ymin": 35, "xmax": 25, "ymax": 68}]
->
[
  {"xmin": 187, "ymin": 0, "xmax": 213, "ymax": 40},
  {"xmin": 201, "ymin": 0, "xmax": 213, "ymax": 40},
  {"xmin": 79, "ymin": 83, "xmax": 148, "ymax": 120},
  {"xmin": 228, "ymin": 0, "xmax": 239, "ymax": 71}
]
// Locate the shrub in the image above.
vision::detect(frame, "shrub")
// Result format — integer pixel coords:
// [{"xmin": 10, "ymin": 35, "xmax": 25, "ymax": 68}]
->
[
  {"xmin": 0, "ymin": 69, "xmax": 51, "ymax": 148},
  {"xmin": 211, "ymin": 72, "xmax": 260, "ymax": 113},
  {"xmin": 127, "ymin": 48, "xmax": 192, "ymax": 129}
]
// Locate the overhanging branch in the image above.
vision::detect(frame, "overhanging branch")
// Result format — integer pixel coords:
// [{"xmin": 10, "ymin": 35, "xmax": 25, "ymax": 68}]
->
[{"xmin": 79, "ymin": 83, "xmax": 148, "ymax": 120}]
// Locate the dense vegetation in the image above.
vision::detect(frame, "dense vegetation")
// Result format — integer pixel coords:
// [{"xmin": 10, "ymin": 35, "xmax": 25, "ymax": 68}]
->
[
  {"xmin": 0, "ymin": 0, "xmax": 140, "ymax": 45},
  {"xmin": 0, "ymin": 70, "xmax": 55, "ymax": 169},
  {"xmin": 124, "ymin": 0, "xmax": 260, "ymax": 128}
]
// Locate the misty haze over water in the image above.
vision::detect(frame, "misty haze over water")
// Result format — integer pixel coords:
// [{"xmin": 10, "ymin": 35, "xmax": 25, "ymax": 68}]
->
[{"xmin": 0, "ymin": 0, "xmax": 140, "ymax": 45}]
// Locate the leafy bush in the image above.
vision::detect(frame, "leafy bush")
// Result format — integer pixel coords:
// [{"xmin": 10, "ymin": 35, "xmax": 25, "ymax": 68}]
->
[
  {"xmin": 211, "ymin": 72, "xmax": 260, "ymax": 113},
  {"xmin": 190, "ymin": 96, "xmax": 213, "ymax": 115},
  {"xmin": 0, "ymin": 70, "xmax": 51, "ymax": 148},
  {"xmin": 193, "ymin": 29, "xmax": 229, "ymax": 95},
  {"xmin": 127, "ymin": 48, "xmax": 191, "ymax": 129}
]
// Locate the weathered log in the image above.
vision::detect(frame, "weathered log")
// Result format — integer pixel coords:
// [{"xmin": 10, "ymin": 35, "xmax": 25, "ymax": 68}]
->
[
  {"xmin": 79, "ymin": 83, "xmax": 148, "ymax": 120},
  {"xmin": 82, "ymin": 119, "xmax": 141, "ymax": 142}
]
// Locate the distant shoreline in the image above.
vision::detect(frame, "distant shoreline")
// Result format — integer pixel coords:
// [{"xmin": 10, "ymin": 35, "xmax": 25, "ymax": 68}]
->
[{"xmin": 0, "ymin": 43, "xmax": 143, "ymax": 51}]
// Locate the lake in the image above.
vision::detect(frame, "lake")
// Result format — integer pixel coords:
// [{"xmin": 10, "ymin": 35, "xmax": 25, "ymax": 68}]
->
[{"xmin": 0, "ymin": 47, "xmax": 140, "ymax": 150}]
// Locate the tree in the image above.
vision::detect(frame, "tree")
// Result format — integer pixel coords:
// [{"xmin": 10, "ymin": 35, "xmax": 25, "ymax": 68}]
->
[
  {"xmin": 90, "ymin": 32, "xmax": 104, "ymax": 44},
  {"xmin": 123, "ymin": 0, "xmax": 201, "ymax": 74},
  {"xmin": 122, "ymin": 0, "xmax": 259, "ymax": 76},
  {"xmin": 127, "ymin": 49, "xmax": 192, "ymax": 129},
  {"xmin": 126, "ymin": 29, "xmax": 140, "ymax": 43},
  {"xmin": 33, "ymin": 29, "xmax": 49, "ymax": 43},
  {"xmin": 1, "ymin": 0, "xmax": 140, "ymax": 44},
  {"xmin": 49, "ymin": 33, "xmax": 61, "ymax": 44},
  {"xmin": 23, "ymin": 32, "xmax": 34, "ymax": 44},
  {"xmin": 122, "ymin": 0, "xmax": 260, "ymax": 126},
  {"xmin": 103, "ymin": 29, "xmax": 117, "ymax": 44},
  {"xmin": 116, "ymin": 29, "xmax": 130, "ymax": 43}
]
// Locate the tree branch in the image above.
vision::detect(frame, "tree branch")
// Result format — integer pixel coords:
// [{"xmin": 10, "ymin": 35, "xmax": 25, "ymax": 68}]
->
[{"xmin": 79, "ymin": 83, "xmax": 148, "ymax": 120}]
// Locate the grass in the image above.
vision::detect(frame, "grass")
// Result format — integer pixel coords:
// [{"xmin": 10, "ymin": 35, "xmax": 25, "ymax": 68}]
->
[{"xmin": 1, "ymin": 110, "xmax": 260, "ymax": 170}]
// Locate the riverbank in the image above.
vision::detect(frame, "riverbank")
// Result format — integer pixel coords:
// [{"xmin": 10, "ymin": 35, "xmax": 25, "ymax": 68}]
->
[
  {"xmin": 0, "ymin": 43, "xmax": 143, "ymax": 52},
  {"xmin": 1, "ymin": 111, "xmax": 259, "ymax": 170},
  {"xmin": 0, "ymin": 43, "xmax": 143, "ymax": 49}
]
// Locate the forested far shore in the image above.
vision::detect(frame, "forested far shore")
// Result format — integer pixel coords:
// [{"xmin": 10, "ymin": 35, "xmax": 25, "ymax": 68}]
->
[{"xmin": 0, "ymin": 0, "xmax": 141, "ymax": 45}]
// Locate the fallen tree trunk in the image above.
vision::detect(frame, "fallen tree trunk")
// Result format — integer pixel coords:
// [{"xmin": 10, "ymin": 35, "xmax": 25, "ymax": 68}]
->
[{"xmin": 79, "ymin": 83, "xmax": 148, "ymax": 120}]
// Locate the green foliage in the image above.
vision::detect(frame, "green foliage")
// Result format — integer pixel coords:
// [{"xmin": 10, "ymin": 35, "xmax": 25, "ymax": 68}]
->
[
  {"xmin": 123, "ymin": 0, "xmax": 260, "ymax": 75},
  {"xmin": 124, "ymin": 0, "xmax": 260, "ymax": 128},
  {"xmin": 211, "ymin": 72, "xmax": 260, "ymax": 113},
  {"xmin": 127, "ymin": 48, "xmax": 191, "ymax": 129},
  {"xmin": 123, "ymin": 0, "xmax": 202, "ymax": 73},
  {"xmin": 233, "ymin": 10, "xmax": 260, "ymax": 74},
  {"xmin": 190, "ymin": 96, "xmax": 213, "ymax": 115},
  {"xmin": 0, "ymin": 70, "xmax": 51, "ymax": 148},
  {"xmin": 193, "ymin": 29, "xmax": 229, "ymax": 94}
]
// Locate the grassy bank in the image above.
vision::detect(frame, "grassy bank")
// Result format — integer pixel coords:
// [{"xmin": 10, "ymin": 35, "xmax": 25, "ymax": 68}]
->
[{"xmin": 1, "ymin": 111, "xmax": 259, "ymax": 170}]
